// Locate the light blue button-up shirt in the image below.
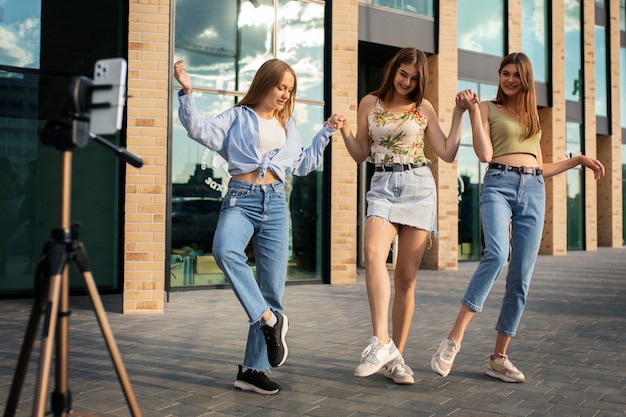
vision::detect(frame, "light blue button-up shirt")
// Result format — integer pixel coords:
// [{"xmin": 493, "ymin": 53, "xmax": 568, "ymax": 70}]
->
[{"xmin": 178, "ymin": 91, "xmax": 334, "ymax": 182}]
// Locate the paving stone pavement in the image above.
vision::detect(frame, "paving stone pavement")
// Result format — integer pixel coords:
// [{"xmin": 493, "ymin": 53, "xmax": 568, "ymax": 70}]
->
[{"xmin": 1, "ymin": 247, "xmax": 625, "ymax": 417}]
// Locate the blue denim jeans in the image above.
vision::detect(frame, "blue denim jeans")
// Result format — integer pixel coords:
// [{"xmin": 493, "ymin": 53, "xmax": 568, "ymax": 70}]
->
[
  {"xmin": 212, "ymin": 179, "xmax": 288, "ymax": 371},
  {"xmin": 462, "ymin": 167, "xmax": 545, "ymax": 337}
]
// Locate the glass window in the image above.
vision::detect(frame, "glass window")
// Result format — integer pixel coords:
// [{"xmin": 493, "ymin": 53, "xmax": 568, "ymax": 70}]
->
[
  {"xmin": 277, "ymin": 0, "xmax": 325, "ymax": 101},
  {"xmin": 565, "ymin": 0, "xmax": 582, "ymax": 102},
  {"xmin": 0, "ymin": 0, "xmax": 41, "ymax": 69},
  {"xmin": 457, "ymin": 0, "xmax": 504, "ymax": 56},
  {"xmin": 372, "ymin": 0, "xmax": 434, "ymax": 17},
  {"xmin": 595, "ymin": 25, "xmax": 608, "ymax": 117},
  {"xmin": 621, "ymin": 0, "xmax": 625, "ymax": 32},
  {"xmin": 1, "ymin": 1, "xmax": 126, "ymax": 295},
  {"xmin": 170, "ymin": 93, "xmax": 234, "ymax": 287},
  {"xmin": 566, "ymin": 121, "xmax": 584, "ymax": 250},
  {"xmin": 171, "ymin": 0, "xmax": 326, "ymax": 287},
  {"xmin": 522, "ymin": 0, "xmax": 548, "ymax": 83}
]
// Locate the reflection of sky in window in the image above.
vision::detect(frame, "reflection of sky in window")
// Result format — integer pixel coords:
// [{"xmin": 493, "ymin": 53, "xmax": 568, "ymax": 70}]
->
[
  {"xmin": 565, "ymin": 121, "xmax": 582, "ymax": 199},
  {"xmin": 564, "ymin": 0, "xmax": 581, "ymax": 102},
  {"xmin": 457, "ymin": 0, "xmax": 504, "ymax": 56},
  {"xmin": 172, "ymin": 1, "xmax": 326, "ymax": 182},
  {"xmin": 522, "ymin": 0, "xmax": 547, "ymax": 83},
  {"xmin": 174, "ymin": 1, "xmax": 324, "ymax": 102},
  {"xmin": 0, "ymin": 0, "xmax": 41, "ymax": 68}
]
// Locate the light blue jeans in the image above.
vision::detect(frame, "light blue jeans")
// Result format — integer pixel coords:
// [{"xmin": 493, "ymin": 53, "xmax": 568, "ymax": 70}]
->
[
  {"xmin": 212, "ymin": 179, "xmax": 288, "ymax": 371},
  {"xmin": 462, "ymin": 167, "xmax": 545, "ymax": 337}
]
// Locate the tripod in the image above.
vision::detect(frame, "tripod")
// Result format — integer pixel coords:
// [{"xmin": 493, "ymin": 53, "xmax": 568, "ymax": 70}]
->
[{"xmin": 4, "ymin": 76, "xmax": 144, "ymax": 417}]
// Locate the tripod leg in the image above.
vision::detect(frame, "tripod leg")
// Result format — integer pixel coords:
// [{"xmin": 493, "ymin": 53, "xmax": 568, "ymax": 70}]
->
[
  {"xmin": 52, "ymin": 267, "xmax": 71, "ymax": 416},
  {"xmin": 73, "ymin": 242, "xmax": 141, "ymax": 416},
  {"xmin": 32, "ymin": 273, "xmax": 63, "ymax": 417},
  {"xmin": 3, "ymin": 261, "xmax": 49, "ymax": 417}
]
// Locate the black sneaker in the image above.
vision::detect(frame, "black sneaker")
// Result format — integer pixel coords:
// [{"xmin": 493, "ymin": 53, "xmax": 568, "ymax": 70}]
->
[
  {"xmin": 234, "ymin": 365, "xmax": 281, "ymax": 395},
  {"xmin": 260, "ymin": 311, "xmax": 289, "ymax": 367}
]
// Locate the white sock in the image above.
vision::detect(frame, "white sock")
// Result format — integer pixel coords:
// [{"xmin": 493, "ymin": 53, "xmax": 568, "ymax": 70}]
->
[{"xmin": 263, "ymin": 312, "xmax": 277, "ymax": 327}]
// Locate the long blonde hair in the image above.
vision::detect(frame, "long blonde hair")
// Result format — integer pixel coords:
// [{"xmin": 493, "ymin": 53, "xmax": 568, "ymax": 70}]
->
[
  {"xmin": 493, "ymin": 52, "xmax": 540, "ymax": 138},
  {"xmin": 236, "ymin": 59, "xmax": 297, "ymax": 129}
]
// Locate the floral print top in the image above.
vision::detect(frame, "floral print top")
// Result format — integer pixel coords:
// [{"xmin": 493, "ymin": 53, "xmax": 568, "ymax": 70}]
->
[{"xmin": 367, "ymin": 98, "xmax": 431, "ymax": 166}]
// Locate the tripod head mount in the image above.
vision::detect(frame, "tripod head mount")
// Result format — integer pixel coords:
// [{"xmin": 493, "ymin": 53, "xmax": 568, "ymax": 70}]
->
[{"xmin": 39, "ymin": 71, "xmax": 143, "ymax": 168}]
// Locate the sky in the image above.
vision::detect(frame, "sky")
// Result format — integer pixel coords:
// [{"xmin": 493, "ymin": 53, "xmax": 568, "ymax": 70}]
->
[{"xmin": 0, "ymin": 0, "xmax": 41, "ymax": 68}]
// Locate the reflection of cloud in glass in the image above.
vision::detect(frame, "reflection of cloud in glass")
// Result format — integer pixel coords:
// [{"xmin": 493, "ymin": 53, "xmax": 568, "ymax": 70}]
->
[
  {"xmin": 458, "ymin": 20, "xmax": 503, "ymax": 53},
  {"xmin": 527, "ymin": 0, "xmax": 545, "ymax": 45},
  {"xmin": 564, "ymin": 0, "xmax": 581, "ymax": 33},
  {"xmin": 239, "ymin": 2, "xmax": 273, "ymax": 26},
  {"xmin": 0, "ymin": 17, "xmax": 39, "ymax": 67}
]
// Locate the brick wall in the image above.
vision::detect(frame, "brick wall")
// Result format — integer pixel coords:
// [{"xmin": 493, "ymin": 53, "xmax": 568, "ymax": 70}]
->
[
  {"xmin": 421, "ymin": 0, "xmax": 460, "ymax": 270},
  {"xmin": 539, "ymin": 0, "xmax": 568, "ymax": 255},
  {"xmin": 329, "ymin": 0, "xmax": 359, "ymax": 284},
  {"xmin": 597, "ymin": 0, "xmax": 624, "ymax": 247},
  {"xmin": 123, "ymin": 0, "xmax": 170, "ymax": 314},
  {"xmin": 119, "ymin": 0, "xmax": 623, "ymax": 312},
  {"xmin": 582, "ymin": 0, "xmax": 599, "ymax": 251}
]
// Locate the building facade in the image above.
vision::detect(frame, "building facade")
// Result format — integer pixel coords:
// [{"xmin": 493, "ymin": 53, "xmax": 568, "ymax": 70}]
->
[{"xmin": 0, "ymin": 0, "xmax": 623, "ymax": 314}]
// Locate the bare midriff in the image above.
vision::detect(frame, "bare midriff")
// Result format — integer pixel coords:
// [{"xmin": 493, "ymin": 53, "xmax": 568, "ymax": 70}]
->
[{"xmin": 232, "ymin": 168, "xmax": 280, "ymax": 184}]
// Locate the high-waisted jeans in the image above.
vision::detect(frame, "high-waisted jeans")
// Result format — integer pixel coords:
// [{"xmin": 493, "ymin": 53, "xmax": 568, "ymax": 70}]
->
[
  {"xmin": 212, "ymin": 179, "xmax": 288, "ymax": 371},
  {"xmin": 462, "ymin": 167, "xmax": 545, "ymax": 337}
]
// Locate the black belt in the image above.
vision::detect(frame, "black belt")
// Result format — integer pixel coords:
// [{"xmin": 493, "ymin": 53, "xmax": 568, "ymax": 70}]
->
[
  {"xmin": 375, "ymin": 162, "xmax": 427, "ymax": 172},
  {"xmin": 488, "ymin": 162, "xmax": 543, "ymax": 176}
]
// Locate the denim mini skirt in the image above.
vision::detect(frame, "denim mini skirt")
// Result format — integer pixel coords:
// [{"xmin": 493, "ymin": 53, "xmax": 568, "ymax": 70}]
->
[{"xmin": 366, "ymin": 164, "xmax": 437, "ymax": 232}]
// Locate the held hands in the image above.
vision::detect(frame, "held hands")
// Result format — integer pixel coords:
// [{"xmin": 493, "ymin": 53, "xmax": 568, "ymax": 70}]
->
[
  {"xmin": 173, "ymin": 59, "xmax": 193, "ymax": 95},
  {"xmin": 454, "ymin": 89, "xmax": 479, "ymax": 113},
  {"xmin": 325, "ymin": 113, "xmax": 348, "ymax": 131}
]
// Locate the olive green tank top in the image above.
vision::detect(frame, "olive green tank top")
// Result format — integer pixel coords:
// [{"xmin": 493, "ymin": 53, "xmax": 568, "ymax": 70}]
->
[{"xmin": 487, "ymin": 101, "xmax": 541, "ymax": 158}]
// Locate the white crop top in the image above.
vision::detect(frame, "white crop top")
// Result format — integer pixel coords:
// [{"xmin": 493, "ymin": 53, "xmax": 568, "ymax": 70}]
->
[{"xmin": 255, "ymin": 113, "xmax": 286, "ymax": 156}]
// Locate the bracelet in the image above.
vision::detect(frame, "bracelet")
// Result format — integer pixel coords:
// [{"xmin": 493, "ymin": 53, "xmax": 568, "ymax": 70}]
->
[{"xmin": 453, "ymin": 108, "xmax": 463, "ymax": 115}]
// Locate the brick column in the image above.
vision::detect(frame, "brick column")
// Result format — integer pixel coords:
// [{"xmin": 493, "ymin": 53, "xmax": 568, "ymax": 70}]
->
[
  {"xmin": 507, "ymin": 0, "xmax": 522, "ymax": 52},
  {"xmin": 539, "ymin": 0, "xmax": 568, "ymax": 255},
  {"xmin": 123, "ymin": 0, "xmax": 171, "ymax": 313},
  {"xmin": 597, "ymin": 0, "xmax": 623, "ymax": 247},
  {"xmin": 421, "ymin": 0, "xmax": 459, "ymax": 270},
  {"xmin": 329, "ymin": 1, "xmax": 359, "ymax": 284},
  {"xmin": 583, "ymin": 0, "xmax": 599, "ymax": 251}
]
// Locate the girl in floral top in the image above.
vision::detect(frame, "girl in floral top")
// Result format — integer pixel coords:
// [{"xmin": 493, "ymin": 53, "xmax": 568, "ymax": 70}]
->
[{"xmin": 328, "ymin": 47, "xmax": 478, "ymax": 384}]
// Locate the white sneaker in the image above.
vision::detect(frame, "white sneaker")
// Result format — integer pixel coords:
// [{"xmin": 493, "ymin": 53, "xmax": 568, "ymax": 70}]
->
[
  {"xmin": 485, "ymin": 355, "xmax": 525, "ymax": 383},
  {"xmin": 431, "ymin": 337, "xmax": 460, "ymax": 377},
  {"xmin": 354, "ymin": 336, "xmax": 400, "ymax": 377},
  {"xmin": 384, "ymin": 357, "xmax": 414, "ymax": 385}
]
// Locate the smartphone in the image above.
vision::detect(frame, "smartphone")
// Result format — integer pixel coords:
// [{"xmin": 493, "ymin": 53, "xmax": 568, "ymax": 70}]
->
[{"xmin": 89, "ymin": 58, "xmax": 127, "ymax": 135}]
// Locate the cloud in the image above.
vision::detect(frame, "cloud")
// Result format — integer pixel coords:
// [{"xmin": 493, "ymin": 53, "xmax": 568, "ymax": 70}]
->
[{"xmin": 0, "ymin": 17, "xmax": 40, "ymax": 68}]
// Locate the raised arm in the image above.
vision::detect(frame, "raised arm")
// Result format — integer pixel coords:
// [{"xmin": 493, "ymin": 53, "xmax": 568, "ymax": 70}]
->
[
  {"xmin": 471, "ymin": 101, "xmax": 493, "ymax": 163},
  {"xmin": 174, "ymin": 59, "xmax": 193, "ymax": 95},
  {"xmin": 422, "ymin": 89, "xmax": 477, "ymax": 163}
]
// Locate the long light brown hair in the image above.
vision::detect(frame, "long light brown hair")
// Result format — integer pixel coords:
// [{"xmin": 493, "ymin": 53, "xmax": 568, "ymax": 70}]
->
[
  {"xmin": 493, "ymin": 52, "xmax": 540, "ymax": 139},
  {"xmin": 236, "ymin": 58, "xmax": 297, "ymax": 129},
  {"xmin": 371, "ymin": 47, "xmax": 428, "ymax": 106}
]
